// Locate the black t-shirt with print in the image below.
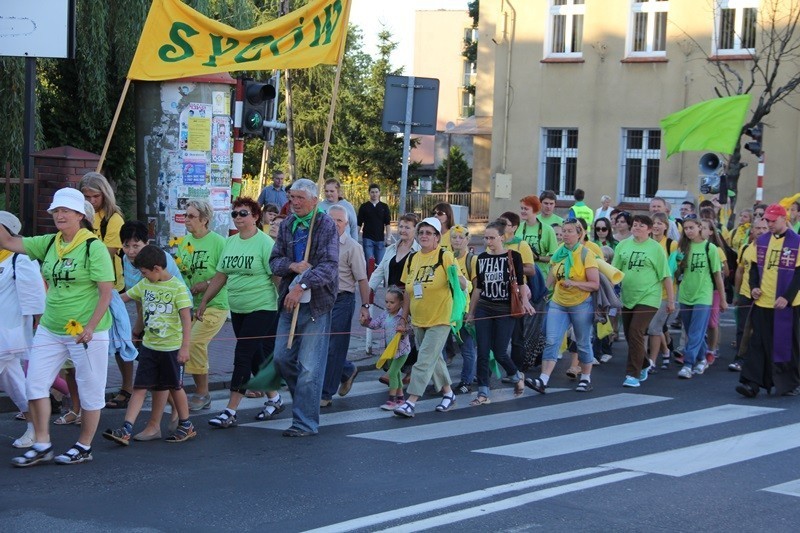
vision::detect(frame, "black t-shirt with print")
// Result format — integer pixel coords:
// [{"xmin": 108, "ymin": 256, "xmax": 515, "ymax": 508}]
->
[{"xmin": 475, "ymin": 250, "xmax": 524, "ymax": 313}]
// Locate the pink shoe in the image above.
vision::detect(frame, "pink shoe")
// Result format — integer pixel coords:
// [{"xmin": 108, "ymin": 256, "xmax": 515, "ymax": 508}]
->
[{"xmin": 380, "ymin": 399, "xmax": 399, "ymax": 411}]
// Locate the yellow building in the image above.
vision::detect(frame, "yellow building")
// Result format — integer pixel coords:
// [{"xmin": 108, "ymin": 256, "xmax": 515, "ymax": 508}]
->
[{"xmin": 476, "ymin": 0, "xmax": 800, "ymax": 218}]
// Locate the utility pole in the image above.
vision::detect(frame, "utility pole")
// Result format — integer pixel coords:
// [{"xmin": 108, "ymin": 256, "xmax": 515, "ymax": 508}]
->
[{"xmin": 281, "ymin": 0, "xmax": 296, "ymax": 181}]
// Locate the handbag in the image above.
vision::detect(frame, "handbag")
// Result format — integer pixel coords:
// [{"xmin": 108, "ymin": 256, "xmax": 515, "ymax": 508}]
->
[{"xmin": 507, "ymin": 251, "xmax": 525, "ymax": 318}]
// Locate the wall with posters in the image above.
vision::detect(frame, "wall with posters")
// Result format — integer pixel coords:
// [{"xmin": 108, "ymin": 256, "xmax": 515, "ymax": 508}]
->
[{"xmin": 134, "ymin": 74, "xmax": 236, "ymax": 247}]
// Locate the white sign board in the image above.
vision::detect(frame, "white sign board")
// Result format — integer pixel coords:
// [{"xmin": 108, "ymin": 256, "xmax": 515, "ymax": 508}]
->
[{"xmin": 0, "ymin": 0, "xmax": 74, "ymax": 58}]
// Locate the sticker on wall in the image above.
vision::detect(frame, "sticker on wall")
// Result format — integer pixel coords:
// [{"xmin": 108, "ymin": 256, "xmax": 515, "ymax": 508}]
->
[
  {"xmin": 212, "ymin": 91, "xmax": 230, "ymax": 115},
  {"xmin": 212, "ymin": 116, "xmax": 231, "ymax": 164}
]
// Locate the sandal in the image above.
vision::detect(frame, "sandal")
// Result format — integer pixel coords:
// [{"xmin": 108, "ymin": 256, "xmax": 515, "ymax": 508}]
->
[
  {"xmin": 524, "ymin": 377, "xmax": 547, "ymax": 394},
  {"xmin": 393, "ymin": 401, "xmax": 415, "ymax": 418},
  {"xmin": 575, "ymin": 379, "xmax": 593, "ymax": 392},
  {"xmin": 255, "ymin": 396, "xmax": 284, "ymax": 421},
  {"xmin": 565, "ymin": 367, "xmax": 580, "ymax": 380},
  {"xmin": 435, "ymin": 393, "xmax": 456, "ymax": 412},
  {"xmin": 470, "ymin": 395, "xmax": 491, "ymax": 406},
  {"xmin": 245, "ymin": 390, "xmax": 265, "ymax": 398},
  {"xmin": 105, "ymin": 390, "xmax": 131, "ymax": 409},
  {"xmin": 14, "ymin": 412, "xmax": 26, "ymax": 421},
  {"xmin": 54, "ymin": 410, "xmax": 81, "ymax": 426}
]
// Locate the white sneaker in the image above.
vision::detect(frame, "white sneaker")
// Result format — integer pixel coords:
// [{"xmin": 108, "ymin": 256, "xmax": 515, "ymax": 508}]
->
[
  {"xmin": 12, "ymin": 427, "xmax": 35, "ymax": 449},
  {"xmin": 600, "ymin": 354, "xmax": 613, "ymax": 364},
  {"xmin": 693, "ymin": 360, "xmax": 707, "ymax": 375},
  {"xmin": 677, "ymin": 366, "xmax": 693, "ymax": 379}
]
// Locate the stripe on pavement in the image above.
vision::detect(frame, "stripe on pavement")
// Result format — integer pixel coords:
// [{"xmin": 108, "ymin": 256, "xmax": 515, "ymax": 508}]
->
[
  {"xmin": 475, "ymin": 404, "xmax": 781, "ymax": 460},
  {"xmin": 349, "ymin": 393, "xmax": 670, "ymax": 443},
  {"xmin": 762, "ymin": 479, "xmax": 800, "ymax": 498}
]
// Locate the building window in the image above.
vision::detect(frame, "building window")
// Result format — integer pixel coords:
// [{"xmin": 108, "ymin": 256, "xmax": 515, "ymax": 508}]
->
[
  {"xmin": 714, "ymin": 0, "xmax": 758, "ymax": 55},
  {"xmin": 547, "ymin": 0, "xmax": 585, "ymax": 57},
  {"xmin": 621, "ymin": 129, "xmax": 661, "ymax": 202},
  {"xmin": 541, "ymin": 128, "xmax": 578, "ymax": 197},
  {"xmin": 462, "ymin": 59, "xmax": 476, "ymax": 88},
  {"xmin": 460, "ymin": 90, "xmax": 475, "ymax": 118},
  {"xmin": 628, "ymin": 0, "xmax": 668, "ymax": 56}
]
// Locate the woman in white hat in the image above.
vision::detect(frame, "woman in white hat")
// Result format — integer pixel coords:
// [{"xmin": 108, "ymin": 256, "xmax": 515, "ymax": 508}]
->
[
  {"xmin": 0, "ymin": 187, "xmax": 114, "ymax": 467},
  {"xmin": 0, "ymin": 211, "xmax": 46, "ymax": 449}
]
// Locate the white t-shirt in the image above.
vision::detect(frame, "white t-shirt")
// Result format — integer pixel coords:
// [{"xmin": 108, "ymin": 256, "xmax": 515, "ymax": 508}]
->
[{"xmin": 0, "ymin": 253, "xmax": 46, "ymax": 358}]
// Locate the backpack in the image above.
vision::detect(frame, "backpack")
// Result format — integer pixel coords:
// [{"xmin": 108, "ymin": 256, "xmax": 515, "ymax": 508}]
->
[
  {"xmin": 43, "ymin": 235, "xmax": 99, "ymax": 266},
  {"xmin": 464, "ymin": 251, "xmax": 475, "ymax": 281}
]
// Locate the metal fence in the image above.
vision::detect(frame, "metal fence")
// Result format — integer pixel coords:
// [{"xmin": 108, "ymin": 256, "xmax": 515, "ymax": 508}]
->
[{"xmin": 340, "ymin": 185, "xmax": 489, "ymax": 222}]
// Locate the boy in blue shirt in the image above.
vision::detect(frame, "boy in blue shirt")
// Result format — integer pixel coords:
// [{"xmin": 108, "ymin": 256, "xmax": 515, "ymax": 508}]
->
[{"xmin": 103, "ymin": 245, "xmax": 195, "ymax": 445}]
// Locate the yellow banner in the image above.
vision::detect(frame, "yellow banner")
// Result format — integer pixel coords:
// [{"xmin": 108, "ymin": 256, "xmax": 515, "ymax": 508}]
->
[{"xmin": 128, "ymin": 0, "xmax": 351, "ymax": 81}]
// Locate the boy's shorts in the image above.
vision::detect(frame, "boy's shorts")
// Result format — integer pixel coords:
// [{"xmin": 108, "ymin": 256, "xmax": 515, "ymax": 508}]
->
[{"xmin": 134, "ymin": 346, "xmax": 184, "ymax": 391}]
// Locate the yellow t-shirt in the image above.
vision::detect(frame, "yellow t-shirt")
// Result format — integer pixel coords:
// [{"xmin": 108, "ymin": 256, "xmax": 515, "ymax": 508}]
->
[
  {"xmin": 404, "ymin": 248, "xmax": 456, "ymax": 327},
  {"xmin": 658, "ymin": 236, "xmax": 678, "ymax": 300},
  {"xmin": 740, "ymin": 243, "xmax": 755, "ymax": 297},
  {"xmin": 755, "ymin": 234, "xmax": 800, "ymax": 308},
  {"xmin": 439, "ymin": 231, "xmax": 451, "ymax": 251},
  {"xmin": 93, "ymin": 210, "xmax": 124, "ymax": 291},
  {"xmin": 551, "ymin": 245, "xmax": 598, "ymax": 307},
  {"xmin": 505, "ymin": 240, "xmax": 534, "ymax": 284}
]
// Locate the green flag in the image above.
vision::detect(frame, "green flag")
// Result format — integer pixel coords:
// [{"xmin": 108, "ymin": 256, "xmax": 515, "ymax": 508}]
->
[{"xmin": 660, "ymin": 94, "xmax": 752, "ymax": 157}]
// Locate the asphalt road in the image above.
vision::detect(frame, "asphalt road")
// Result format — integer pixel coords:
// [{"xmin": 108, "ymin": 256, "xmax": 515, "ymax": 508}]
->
[{"xmin": 2, "ymin": 316, "xmax": 800, "ymax": 532}]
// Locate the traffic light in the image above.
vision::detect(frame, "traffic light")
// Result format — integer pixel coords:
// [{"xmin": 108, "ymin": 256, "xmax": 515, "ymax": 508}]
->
[
  {"xmin": 242, "ymin": 78, "xmax": 277, "ymax": 138},
  {"xmin": 744, "ymin": 123, "xmax": 763, "ymax": 156}
]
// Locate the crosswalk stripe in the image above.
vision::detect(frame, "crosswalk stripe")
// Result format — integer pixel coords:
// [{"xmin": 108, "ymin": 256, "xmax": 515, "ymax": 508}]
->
[
  {"xmin": 604, "ymin": 422, "xmax": 800, "ymax": 476},
  {"xmin": 303, "ymin": 467, "xmax": 613, "ymax": 533},
  {"xmin": 376, "ymin": 471, "xmax": 646, "ymax": 533},
  {"xmin": 474, "ymin": 404, "xmax": 782, "ymax": 460},
  {"xmin": 349, "ymin": 393, "xmax": 670, "ymax": 444},
  {"xmin": 762, "ymin": 479, "xmax": 800, "ymax": 498},
  {"xmin": 241, "ymin": 387, "xmax": 569, "ymax": 431}
]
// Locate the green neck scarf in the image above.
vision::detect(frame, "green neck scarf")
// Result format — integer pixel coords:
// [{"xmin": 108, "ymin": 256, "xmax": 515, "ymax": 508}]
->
[
  {"xmin": 291, "ymin": 208, "xmax": 323, "ymax": 233},
  {"xmin": 551, "ymin": 242, "xmax": 581, "ymax": 279},
  {"xmin": 504, "ymin": 236, "xmax": 522, "ymax": 246}
]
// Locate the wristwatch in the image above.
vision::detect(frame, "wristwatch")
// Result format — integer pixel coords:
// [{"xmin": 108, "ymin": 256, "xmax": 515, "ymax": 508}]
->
[
  {"xmin": 361, "ymin": 304, "xmax": 371, "ymax": 309},
  {"xmin": 300, "ymin": 282, "xmax": 309, "ymax": 291}
]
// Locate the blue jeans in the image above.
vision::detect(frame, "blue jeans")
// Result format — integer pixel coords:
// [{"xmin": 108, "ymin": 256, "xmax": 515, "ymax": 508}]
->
[
  {"xmin": 362, "ymin": 238, "xmax": 385, "ymax": 265},
  {"xmin": 322, "ymin": 292, "xmax": 356, "ymax": 401},
  {"xmin": 273, "ymin": 305, "xmax": 331, "ymax": 433},
  {"xmin": 679, "ymin": 304, "xmax": 711, "ymax": 366},
  {"xmin": 458, "ymin": 325, "xmax": 476, "ymax": 384},
  {"xmin": 474, "ymin": 306, "xmax": 518, "ymax": 397},
  {"xmin": 542, "ymin": 298, "xmax": 595, "ymax": 364}
]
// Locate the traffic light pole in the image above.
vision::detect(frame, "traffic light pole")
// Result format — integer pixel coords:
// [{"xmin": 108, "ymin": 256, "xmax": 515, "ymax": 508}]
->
[
  {"xmin": 756, "ymin": 152, "xmax": 765, "ymax": 202},
  {"xmin": 231, "ymin": 78, "xmax": 245, "ymax": 235}
]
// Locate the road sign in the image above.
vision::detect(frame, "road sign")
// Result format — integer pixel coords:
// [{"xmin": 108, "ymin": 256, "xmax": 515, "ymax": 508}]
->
[{"xmin": 381, "ymin": 75, "xmax": 439, "ymax": 136}]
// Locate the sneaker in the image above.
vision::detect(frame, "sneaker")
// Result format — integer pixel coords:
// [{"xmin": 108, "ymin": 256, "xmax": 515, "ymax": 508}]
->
[
  {"xmin": 208, "ymin": 410, "xmax": 237, "ymax": 428},
  {"xmin": 54, "ymin": 444, "xmax": 93, "ymax": 465},
  {"xmin": 591, "ymin": 357, "xmax": 601, "ymax": 366},
  {"xmin": 639, "ymin": 367, "xmax": 649, "ymax": 382},
  {"xmin": 338, "ymin": 367, "xmax": 359, "ymax": 397},
  {"xmin": 11, "ymin": 446, "xmax": 53, "ymax": 467},
  {"xmin": 693, "ymin": 360, "xmax": 708, "ymax": 375},
  {"xmin": 188, "ymin": 393, "xmax": 212, "ymax": 412},
  {"xmin": 12, "ymin": 427, "xmax": 35, "ymax": 449},
  {"xmin": 102, "ymin": 427, "xmax": 131, "ymax": 446},
  {"xmin": 453, "ymin": 381, "xmax": 471, "ymax": 394},
  {"xmin": 393, "ymin": 401, "xmax": 415, "ymax": 418},
  {"xmin": 706, "ymin": 351, "xmax": 717, "ymax": 366},
  {"xmin": 677, "ymin": 366, "xmax": 693, "ymax": 379},
  {"xmin": 728, "ymin": 360, "xmax": 743, "ymax": 372},
  {"xmin": 165, "ymin": 423, "xmax": 197, "ymax": 443},
  {"xmin": 600, "ymin": 354, "xmax": 613, "ymax": 364},
  {"xmin": 380, "ymin": 399, "xmax": 399, "ymax": 411},
  {"xmin": 622, "ymin": 375, "xmax": 640, "ymax": 388}
]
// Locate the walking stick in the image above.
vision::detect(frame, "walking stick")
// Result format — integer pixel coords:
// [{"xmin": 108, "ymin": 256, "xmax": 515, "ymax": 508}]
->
[{"xmin": 286, "ymin": 207, "xmax": 318, "ymax": 349}]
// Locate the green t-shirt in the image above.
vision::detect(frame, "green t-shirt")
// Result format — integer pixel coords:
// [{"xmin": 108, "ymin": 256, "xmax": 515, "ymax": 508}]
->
[
  {"xmin": 23, "ymin": 233, "xmax": 113, "ymax": 333},
  {"xmin": 537, "ymin": 213, "xmax": 564, "ymax": 228},
  {"xmin": 515, "ymin": 220, "xmax": 559, "ymax": 275},
  {"xmin": 217, "ymin": 231, "xmax": 278, "ymax": 314},
  {"xmin": 612, "ymin": 237, "xmax": 670, "ymax": 309},
  {"xmin": 126, "ymin": 276, "xmax": 192, "ymax": 351},
  {"xmin": 678, "ymin": 241, "xmax": 721, "ymax": 306},
  {"xmin": 176, "ymin": 231, "xmax": 229, "ymax": 310}
]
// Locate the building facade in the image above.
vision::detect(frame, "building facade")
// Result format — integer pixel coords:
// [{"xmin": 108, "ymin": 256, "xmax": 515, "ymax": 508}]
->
[{"xmin": 476, "ymin": 0, "xmax": 800, "ymax": 218}]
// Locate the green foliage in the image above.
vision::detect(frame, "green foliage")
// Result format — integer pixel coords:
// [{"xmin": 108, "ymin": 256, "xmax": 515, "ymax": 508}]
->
[
  {"xmin": 435, "ymin": 146, "xmax": 472, "ymax": 192},
  {"xmin": 0, "ymin": 58, "xmax": 27, "ymax": 174},
  {"xmin": 468, "ymin": 0, "xmax": 479, "ymax": 26}
]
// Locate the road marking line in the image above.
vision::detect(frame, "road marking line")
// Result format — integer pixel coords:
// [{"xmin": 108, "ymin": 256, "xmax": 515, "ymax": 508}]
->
[
  {"xmin": 349, "ymin": 393, "xmax": 670, "ymax": 443},
  {"xmin": 475, "ymin": 404, "xmax": 782, "ymax": 460},
  {"xmin": 303, "ymin": 467, "xmax": 612, "ymax": 533},
  {"xmin": 762, "ymin": 479, "xmax": 800, "ymax": 497},
  {"xmin": 604, "ymin": 422, "xmax": 800, "ymax": 476},
  {"xmin": 241, "ymin": 387, "xmax": 568, "ymax": 431}
]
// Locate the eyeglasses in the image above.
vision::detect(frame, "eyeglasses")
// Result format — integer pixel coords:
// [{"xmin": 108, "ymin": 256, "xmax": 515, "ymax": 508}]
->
[
  {"xmin": 185, "ymin": 214, "xmax": 199, "ymax": 220},
  {"xmin": 683, "ymin": 214, "xmax": 698, "ymax": 220},
  {"xmin": 231, "ymin": 209, "xmax": 251, "ymax": 218},
  {"xmin": 595, "ymin": 226, "xmax": 609, "ymax": 231},
  {"xmin": 433, "ymin": 210, "xmax": 446, "ymax": 217},
  {"xmin": 418, "ymin": 230, "xmax": 437, "ymax": 236}
]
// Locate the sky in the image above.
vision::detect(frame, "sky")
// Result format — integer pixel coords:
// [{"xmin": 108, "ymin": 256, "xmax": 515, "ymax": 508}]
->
[{"xmin": 348, "ymin": 0, "xmax": 470, "ymax": 72}]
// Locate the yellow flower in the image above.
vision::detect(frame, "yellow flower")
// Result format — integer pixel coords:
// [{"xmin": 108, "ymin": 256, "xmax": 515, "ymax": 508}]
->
[
  {"xmin": 64, "ymin": 320, "xmax": 84, "ymax": 336},
  {"xmin": 174, "ymin": 256, "xmax": 182, "ymax": 266},
  {"xmin": 168, "ymin": 236, "xmax": 184, "ymax": 247},
  {"xmin": 185, "ymin": 242, "xmax": 195, "ymax": 255}
]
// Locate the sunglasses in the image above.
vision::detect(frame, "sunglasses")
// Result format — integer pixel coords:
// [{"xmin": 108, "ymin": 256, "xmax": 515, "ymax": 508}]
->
[
  {"xmin": 231, "ymin": 209, "xmax": 251, "ymax": 218},
  {"xmin": 433, "ymin": 210, "xmax": 447, "ymax": 217},
  {"xmin": 595, "ymin": 226, "xmax": 609, "ymax": 231}
]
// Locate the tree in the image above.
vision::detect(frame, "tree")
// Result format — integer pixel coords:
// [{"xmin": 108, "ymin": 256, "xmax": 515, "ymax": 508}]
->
[
  {"xmin": 696, "ymin": 1, "xmax": 800, "ymax": 208},
  {"xmin": 435, "ymin": 146, "xmax": 472, "ymax": 192}
]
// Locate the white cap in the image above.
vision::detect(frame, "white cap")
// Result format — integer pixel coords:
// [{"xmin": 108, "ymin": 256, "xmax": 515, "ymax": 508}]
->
[
  {"xmin": 417, "ymin": 217, "xmax": 442, "ymax": 234},
  {"xmin": 0, "ymin": 211, "xmax": 22, "ymax": 235},
  {"xmin": 47, "ymin": 187, "xmax": 86, "ymax": 216}
]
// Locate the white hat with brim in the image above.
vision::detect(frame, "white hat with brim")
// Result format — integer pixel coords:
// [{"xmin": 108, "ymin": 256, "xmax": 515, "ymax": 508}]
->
[
  {"xmin": 0, "ymin": 211, "xmax": 22, "ymax": 235},
  {"xmin": 417, "ymin": 217, "xmax": 442, "ymax": 235},
  {"xmin": 48, "ymin": 187, "xmax": 86, "ymax": 216}
]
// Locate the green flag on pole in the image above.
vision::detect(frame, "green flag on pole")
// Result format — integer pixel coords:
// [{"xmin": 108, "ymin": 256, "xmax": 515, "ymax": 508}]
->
[{"xmin": 660, "ymin": 94, "xmax": 752, "ymax": 157}]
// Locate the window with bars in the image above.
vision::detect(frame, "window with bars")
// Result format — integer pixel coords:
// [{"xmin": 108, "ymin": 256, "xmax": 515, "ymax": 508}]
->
[
  {"xmin": 547, "ymin": 0, "xmax": 585, "ymax": 57},
  {"xmin": 541, "ymin": 128, "xmax": 578, "ymax": 197},
  {"xmin": 621, "ymin": 129, "xmax": 661, "ymax": 201},
  {"xmin": 629, "ymin": 0, "xmax": 668, "ymax": 56},
  {"xmin": 715, "ymin": 0, "xmax": 758, "ymax": 54}
]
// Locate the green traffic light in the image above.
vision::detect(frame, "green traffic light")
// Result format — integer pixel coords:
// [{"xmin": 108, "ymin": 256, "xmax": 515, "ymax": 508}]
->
[{"xmin": 246, "ymin": 110, "xmax": 264, "ymax": 130}]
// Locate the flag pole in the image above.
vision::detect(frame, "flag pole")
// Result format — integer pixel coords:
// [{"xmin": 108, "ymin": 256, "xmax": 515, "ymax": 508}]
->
[{"xmin": 96, "ymin": 77, "xmax": 132, "ymax": 173}]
